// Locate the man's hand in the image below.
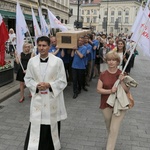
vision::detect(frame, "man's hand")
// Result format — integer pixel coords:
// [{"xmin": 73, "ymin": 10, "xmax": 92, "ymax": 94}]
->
[{"xmin": 37, "ymin": 82, "xmax": 50, "ymax": 91}]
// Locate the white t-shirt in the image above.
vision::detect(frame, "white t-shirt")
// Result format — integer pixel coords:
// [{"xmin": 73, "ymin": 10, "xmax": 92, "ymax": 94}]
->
[{"xmin": 9, "ymin": 33, "xmax": 16, "ymax": 45}]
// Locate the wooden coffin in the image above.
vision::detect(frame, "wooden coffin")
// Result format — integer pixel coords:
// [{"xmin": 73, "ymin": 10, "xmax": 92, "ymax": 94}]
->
[{"xmin": 56, "ymin": 30, "xmax": 91, "ymax": 49}]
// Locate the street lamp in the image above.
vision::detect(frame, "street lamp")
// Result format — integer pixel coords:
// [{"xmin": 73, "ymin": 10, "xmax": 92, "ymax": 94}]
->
[
  {"xmin": 75, "ymin": 0, "xmax": 83, "ymax": 29},
  {"xmin": 77, "ymin": 0, "xmax": 80, "ymax": 23}
]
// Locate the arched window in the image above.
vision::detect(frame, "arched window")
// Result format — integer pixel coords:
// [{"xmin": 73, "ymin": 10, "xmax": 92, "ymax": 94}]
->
[
  {"xmin": 118, "ymin": 11, "xmax": 122, "ymax": 16},
  {"xmin": 87, "ymin": 10, "xmax": 90, "ymax": 15},
  {"xmin": 125, "ymin": 10, "xmax": 129, "ymax": 16},
  {"xmin": 111, "ymin": 11, "xmax": 114, "ymax": 16}
]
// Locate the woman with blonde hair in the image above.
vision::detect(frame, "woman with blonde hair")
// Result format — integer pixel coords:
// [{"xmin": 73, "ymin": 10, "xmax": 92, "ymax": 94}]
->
[
  {"xmin": 97, "ymin": 51, "xmax": 129, "ymax": 150},
  {"xmin": 15, "ymin": 43, "xmax": 32, "ymax": 102},
  {"xmin": 8, "ymin": 28, "xmax": 16, "ymax": 57}
]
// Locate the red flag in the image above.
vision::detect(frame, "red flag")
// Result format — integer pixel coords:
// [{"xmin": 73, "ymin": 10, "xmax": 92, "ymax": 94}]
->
[{"xmin": 0, "ymin": 14, "xmax": 9, "ymax": 66}]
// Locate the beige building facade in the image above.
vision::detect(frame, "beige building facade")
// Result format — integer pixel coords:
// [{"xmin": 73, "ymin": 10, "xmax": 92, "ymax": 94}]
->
[
  {"xmin": 81, "ymin": 3, "xmax": 101, "ymax": 31},
  {"xmin": 0, "ymin": 0, "xmax": 70, "ymax": 35},
  {"xmin": 81, "ymin": 0, "xmax": 141, "ymax": 35}
]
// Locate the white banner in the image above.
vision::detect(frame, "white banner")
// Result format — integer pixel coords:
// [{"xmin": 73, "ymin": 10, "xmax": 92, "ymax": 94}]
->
[
  {"xmin": 31, "ymin": 8, "xmax": 41, "ymax": 38},
  {"xmin": 38, "ymin": 7, "xmax": 49, "ymax": 36},
  {"xmin": 131, "ymin": 6, "xmax": 143, "ymax": 33},
  {"xmin": 131, "ymin": 7, "xmax": 150, "ymax": 57},
  {"xmin": 16, "ymin": 2, "xmax": 28, "ymax": 54},
  {"xmin": 47, "ymin": 9, "xmax": 68, "ymax": 32}
]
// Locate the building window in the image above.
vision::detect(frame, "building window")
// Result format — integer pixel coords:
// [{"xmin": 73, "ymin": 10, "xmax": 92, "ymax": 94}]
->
[
  {"xmin": 125, "ymin": 17, "xmax": 129, "ymax": 23},
  {"xmin": 118, "ymin": 11, "xmax": 122, "ymax": 16},
  {"xmin": 104, "ymin": 11, "xmax": 107, "ymax": 16},
  {"xmin": 118, "ymin": 17, "xmax": 121, "ymax": 23},
  {"xmin": 125, "ymin": 10, "xmax": 129, "ymax": 16},
  {"xmin": 61, "ymin": 19, "xmax": 63, "ymax": 23},
  {"xmin": 69, "ymin": 8, "xmax": 73, "ymax": 16},
  {"xmin": 111, "ymin": 11, "xmax": 114, "ymax": 16},
  {"xmin": 93, "ymin": 17, "xmax": 97, "ymax": 23},
  {"xmin": 111, "ymin": 17, "xmax": 114, "ymax": 23},
  {"xmin": 125, "ymin": 28, "xmax": 128, "ymax": 33},
  {"xmin": 56, "ymin": 16, "xmax": 60, "ymax": 20},
  {"xmin": 65, "ymin": 20, "xmax": 67, "ymax": 24},
  {"xmin": 87, "ymin": 10, "xmax": 90, "ymax": 15},
  {"xmin": 93, "ymin": 10, "xmax": 97, "ymax": 15},
  {"xmin": 87, "ymin": 17, "xmax": 90, "ymax": 23},
  {"xmin": 82, "ymin": 10, "xmax": 84, "ymax": 15},
  {"xmin": 110, "ymin": 27, "xmax": 113, "ymax": 32}
]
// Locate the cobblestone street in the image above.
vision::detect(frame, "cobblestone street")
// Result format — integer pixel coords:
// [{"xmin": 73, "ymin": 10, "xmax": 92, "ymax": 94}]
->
[{"xmin": 0, "ymin": 48, "xmax": 150, "ymax": 150}]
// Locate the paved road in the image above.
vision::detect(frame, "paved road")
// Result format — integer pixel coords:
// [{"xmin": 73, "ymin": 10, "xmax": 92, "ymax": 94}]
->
[{"xmin": 0, "ymin": 49, "xmax": 150, "ymax": 150}]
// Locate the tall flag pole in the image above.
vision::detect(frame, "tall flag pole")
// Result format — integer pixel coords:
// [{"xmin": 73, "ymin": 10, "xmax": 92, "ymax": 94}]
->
[
  {"xmin": 0, "ymin": 14, "xmax": 9, "ymax": 66},
  {"xmin": 47, "ymin": 9, "xmax": 68, "ymax": 32}
]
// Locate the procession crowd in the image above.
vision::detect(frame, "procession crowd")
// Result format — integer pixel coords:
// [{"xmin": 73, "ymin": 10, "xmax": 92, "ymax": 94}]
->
[{"xmin": 6, "ymin": 28, "xmax": 138, "ymax": 150}]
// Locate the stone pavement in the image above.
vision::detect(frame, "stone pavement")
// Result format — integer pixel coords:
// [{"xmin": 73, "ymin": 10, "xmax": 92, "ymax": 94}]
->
[{"xmin": 0, "ymin": 48, "xmax": 150, "ymax": 150}]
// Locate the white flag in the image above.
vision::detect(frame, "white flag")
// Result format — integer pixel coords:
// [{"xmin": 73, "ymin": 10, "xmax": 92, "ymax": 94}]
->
[
  {"xmin": 38, "ymin": 7, "xmax": 49, "ymax": 36},
  {"xmin": 31, "ymin": 8, "xmax": 41, "ymax": 38},
  {"xmin": 16, "ymin": 2, "xmax": 28, "ymax": 54},
  {"xmin": 131, "ymin": 6, "xmax": 143, "ymax": 33},
  {"xmin": 131, "ymin": 7, "xmax": 150, "ymax": 57},
  {"xmin": 47, "ymin": 9, "xmax": 68, "ymax": 31},
  {"xmin": 146, "ymin": 0, "xmax": 150, "ymax": 7}
]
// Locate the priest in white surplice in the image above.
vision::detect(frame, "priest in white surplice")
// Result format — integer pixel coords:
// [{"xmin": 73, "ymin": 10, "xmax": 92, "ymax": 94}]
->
[{"xmin": 24, "ymin": 36, "xmax": 67, "ymax": 150}]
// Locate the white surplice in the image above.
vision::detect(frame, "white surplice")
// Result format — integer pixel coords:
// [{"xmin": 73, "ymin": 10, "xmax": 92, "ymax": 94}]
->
[{"xmin": 24, "ymin": 53, "xmax": 67, "ymax": 150}]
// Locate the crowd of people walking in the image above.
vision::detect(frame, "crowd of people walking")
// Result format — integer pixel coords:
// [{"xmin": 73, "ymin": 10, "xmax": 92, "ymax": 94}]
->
[{"xmin": 6, "ymin": 29, "xmax": 138, "ymax": 150}]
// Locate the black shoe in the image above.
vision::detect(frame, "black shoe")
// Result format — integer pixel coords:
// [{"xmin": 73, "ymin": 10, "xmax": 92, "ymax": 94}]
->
[
  {"xmin": 73, "ymin": 93, "xmax": 78, "ymax": 99},
  {"xmin": 83, "ymin": 87, "xmax": 88, "ymax": 91}
]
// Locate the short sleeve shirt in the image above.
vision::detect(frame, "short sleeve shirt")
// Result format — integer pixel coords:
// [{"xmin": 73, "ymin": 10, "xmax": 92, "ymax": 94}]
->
[
  {"xmin": 72, "ymin": 45, "xmax": 87, "ymax": 69},
  {"xmin": 99, "ymin": 69, "xmax": 121, "ymax": 109}
]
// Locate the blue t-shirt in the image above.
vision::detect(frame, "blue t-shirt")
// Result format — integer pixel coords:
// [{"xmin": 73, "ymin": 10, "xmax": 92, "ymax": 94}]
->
[
  {"xmin": 49, "ymin": 45, "xmax": 61, "ymax": 58},
  {"xmin": 84, "ymin": 43, "xmax": 92, "ymax": 62},
  {"xmin": 92, "ymin": 39, "xmax": 99, "ymax": 60},
  {"xmin": 72, "ymin": 45, "xmax": 87, "ymax": 69}
]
